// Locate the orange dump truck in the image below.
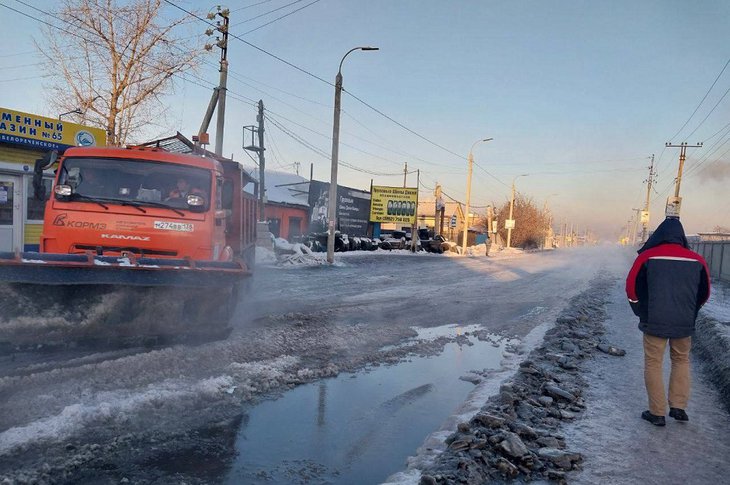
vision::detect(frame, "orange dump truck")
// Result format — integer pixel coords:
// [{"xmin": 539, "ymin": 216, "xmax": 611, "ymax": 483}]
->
[{"xmin": 0, "ymin": 146, "xmax": 257, "ymax": 346}]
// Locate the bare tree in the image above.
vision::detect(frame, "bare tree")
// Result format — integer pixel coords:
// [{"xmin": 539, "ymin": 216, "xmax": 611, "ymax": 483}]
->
[
  {"xmin": 495, "ymin": 195, "xmax": 549, "ymax": 249},
  {"xmin": 39, "ymin": 0, "xmax": 202, "ymax": 146}
]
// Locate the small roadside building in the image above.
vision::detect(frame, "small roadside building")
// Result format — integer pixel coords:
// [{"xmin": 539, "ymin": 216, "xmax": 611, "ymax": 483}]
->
[
  {"xmin": 258, "ymin": 170, "xmax": 310, "ymax": 240},
  {"xmin": 0, "ymin": 106, "xmax": 106, "ymax": 252}
]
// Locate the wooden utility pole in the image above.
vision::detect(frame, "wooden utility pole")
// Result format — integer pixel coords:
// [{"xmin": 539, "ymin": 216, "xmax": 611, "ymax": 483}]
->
[
  {"xmin": 665, "ymin": 142, "xmax": 702, "ymax": 217},
  {"xmin": 403, "ymin": 162, "xmax": 408, "ymax": 188},
  {"xmin": 641, "ymin": 154, "xmax": 655, "ymax": 243},
  {"xmin": 665, "ymin": 142, "xmax": 702, "ymax": 197}
]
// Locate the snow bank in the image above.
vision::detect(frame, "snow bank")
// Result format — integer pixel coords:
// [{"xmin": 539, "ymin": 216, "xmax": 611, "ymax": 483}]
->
[
  {"xmin": 0, "ymin": 375, "xmax": 235, "ymax": 455},
  {"xmin": 255, "ymin": 246, "xmax": 277, "ymax": 265}
]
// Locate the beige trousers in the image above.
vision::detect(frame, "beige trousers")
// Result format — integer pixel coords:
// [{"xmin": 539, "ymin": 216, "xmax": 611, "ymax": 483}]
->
[{"xmin": 643, "ymin": 334, "xmax": 691, "ymax": 416}]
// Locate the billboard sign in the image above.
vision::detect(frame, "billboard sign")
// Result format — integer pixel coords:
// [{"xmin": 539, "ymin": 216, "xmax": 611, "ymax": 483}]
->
[
  {"xmin": 0, "ymin": 107, "xmax": 106, "ymax": 151},
  {"xmin": 665, "ymin": 196, "xmax": 681, "ymax": 218},
  {"xmin": 640, "ymin": 210, "xmax": 650, "ymax": 224},
  {"xmin": 369, "ymin": 185, "xmax": 418, "ymax": 224},
  {"xmin": 308, "ymin": 180, "xmax": 371, "ymax": 236}
]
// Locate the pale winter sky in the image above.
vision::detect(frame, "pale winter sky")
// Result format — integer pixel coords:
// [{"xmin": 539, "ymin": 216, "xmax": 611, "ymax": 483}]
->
[{"xmin": 1, "ymin": 0, "xmax": 729, "ymax": 239}]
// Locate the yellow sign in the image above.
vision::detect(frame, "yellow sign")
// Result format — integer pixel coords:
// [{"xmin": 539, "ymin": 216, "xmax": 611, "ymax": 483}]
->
[
  {"xmin": 0, "ymin": 107, "xmax": 106, "ymax": 151},
  {"xmin": 640, "ymin": 210, "xmax": 650, "ymax": 224},
  {"xmin": 370, "ymin": 185, "xmax": 419, "ymax": 224}
]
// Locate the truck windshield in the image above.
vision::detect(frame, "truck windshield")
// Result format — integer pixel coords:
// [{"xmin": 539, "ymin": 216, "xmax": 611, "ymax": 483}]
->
[{"xmin": 58, "ymin": 157, "xmax": 212, "ymax": 210}]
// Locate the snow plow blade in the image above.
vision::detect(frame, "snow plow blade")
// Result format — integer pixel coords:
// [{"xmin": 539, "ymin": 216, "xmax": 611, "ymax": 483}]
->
[
  {"xmin": 0, "ymin": 251, "xmax": 249, "ymax": 288},
  {"xmin": 0, "ymin": 252, "xmax": 250, "ymax": 349}
]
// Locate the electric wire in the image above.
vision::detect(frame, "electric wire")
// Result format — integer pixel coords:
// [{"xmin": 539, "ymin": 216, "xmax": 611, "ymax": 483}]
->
[
  {"xmin": 683, "ymin": 84, "xmax": 730, "ymax": 141},
  {"xmin": 668, "ymin": 56, "xmax": 730, "ymax": 141},
  {"xmin": 231, "ymin": 0, "xmax": 306, "ymax": 26},
  {"xmin": 231, "ymin": 0, "xmax": 274, "ymax": 13}
]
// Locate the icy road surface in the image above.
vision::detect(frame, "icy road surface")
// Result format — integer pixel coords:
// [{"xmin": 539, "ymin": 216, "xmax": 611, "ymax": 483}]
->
[{"xmin": 0, "ymin": 246, "xmax": 693, "ymax": 483}]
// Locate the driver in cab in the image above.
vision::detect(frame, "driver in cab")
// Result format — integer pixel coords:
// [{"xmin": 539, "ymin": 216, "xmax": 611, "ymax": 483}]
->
[{"xmin": 167, "ymin": 177, "xmax": 204, "ymax": 201}]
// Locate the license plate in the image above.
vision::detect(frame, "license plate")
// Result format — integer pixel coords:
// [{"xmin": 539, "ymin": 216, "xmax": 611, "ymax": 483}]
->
[{"xmin": 154, "ymin": 221, "xmax": 194, "ymax": 232}]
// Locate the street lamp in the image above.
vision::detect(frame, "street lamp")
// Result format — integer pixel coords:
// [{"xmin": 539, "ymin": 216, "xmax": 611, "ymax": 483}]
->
[
  {"xmin": 58, "ymin": 108, "xmax": 83, "ymax": 120},
  {"xmin": 461, "ymin": 137, "xmax": 493, "ymax": 255},
  {"xmin": 327, "ymin": 46, "xmax": 379, "ymax": 264},
  {"xmin": 506, "ymin": 173, "xmax": 529, "ymax": 249}
]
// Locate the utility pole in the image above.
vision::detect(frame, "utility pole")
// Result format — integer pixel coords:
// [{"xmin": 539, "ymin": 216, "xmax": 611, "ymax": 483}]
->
[
  {"xmin": 435, "ymin": 183, "xmax": 443, "ymax": 236},
  {"xmin": 411, "ymin": 169, "xmax": 420, "ymax": 252},
  {"xmin": 631, "ymin": 208, "xmax": 642, "ymax": 245},
  {"xmin": 198, "ymin": 6, "xmax": 230, "ymax": 154},
  {"xmin": 403, "ymin": 162, "xmax": 408, "ymax": 188},
  {"xmin": 568, "ymin": 222, "xmax": 575, "ymax": 248},
  {"xmin": 462, "ymin": 153, "xmax": 473, "ymax": 254},
  {"xmin": 243, "ymin": 101, "xmax": 266, "ymax": 220},
  {"xmin": 256, "ymin": 100, "xmax": 266, "ymax": 220},
  {"xmin": 641, "ymin": 154, "xmax": 655, "ymax": 243},
  {"xmin": 665, "ymin": 142, "xmax": 702, "ymax": 217}
]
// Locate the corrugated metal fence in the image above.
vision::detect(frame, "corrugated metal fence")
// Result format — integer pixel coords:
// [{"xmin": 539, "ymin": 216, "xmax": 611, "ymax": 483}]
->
[{"xmin": 691, "ymin": 242, "xmax": 730, "ymax": 283}]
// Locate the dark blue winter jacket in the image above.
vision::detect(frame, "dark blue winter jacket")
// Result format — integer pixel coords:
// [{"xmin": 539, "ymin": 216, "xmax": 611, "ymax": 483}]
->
[{"xmin": 626, "ymin": 218, "xmax": 710, "ymax": 339}]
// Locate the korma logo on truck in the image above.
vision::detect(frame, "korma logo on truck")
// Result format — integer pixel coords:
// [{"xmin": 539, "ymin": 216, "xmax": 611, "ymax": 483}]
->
[{"xmin": 52, "ymin": 213, "xmax": 107, "ymax": 230}]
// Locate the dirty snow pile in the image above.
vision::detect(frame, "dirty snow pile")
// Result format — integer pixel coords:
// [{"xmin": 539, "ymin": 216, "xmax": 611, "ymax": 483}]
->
[
  {"xmin": 273, "ymin": 238, "xmax": 328, "ymax": 266},
  {"xmin": 255, "ymin": 246, "xmax": 277, "ymax": 265},
  {"xmin": 419, "ymin": 274, "xmax": 621, "ymax": 483}
]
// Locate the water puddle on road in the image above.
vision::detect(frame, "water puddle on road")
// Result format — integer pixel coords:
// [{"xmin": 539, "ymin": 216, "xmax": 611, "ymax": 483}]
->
[{"xmin": 223, "ymin": 325, "xmax": 510, "ymax": 484}]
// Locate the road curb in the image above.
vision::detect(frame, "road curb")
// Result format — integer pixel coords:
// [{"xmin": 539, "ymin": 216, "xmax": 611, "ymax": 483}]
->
[{"xmin": 419, "ymin": 274, "xmax": 617, "ymax": 484}]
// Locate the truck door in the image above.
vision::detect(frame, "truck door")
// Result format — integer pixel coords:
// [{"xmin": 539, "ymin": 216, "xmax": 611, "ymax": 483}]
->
[{"xmin": 0, "ymin": 175, "xmax": 22, "ymax": 252}]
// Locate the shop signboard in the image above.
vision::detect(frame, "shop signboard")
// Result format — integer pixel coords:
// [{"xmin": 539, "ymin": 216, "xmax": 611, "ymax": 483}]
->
[
  {"xmin": 0, "ymin": 106, "xmax": 106, "ymax": 151},
  {"xmin": 308, "ymin": 180, "xmax": 371, "ymax": 236},
  {"xmin": 640, "ymin": 210, "xmax": 650, "ymax": 224},
  {"xmin": 665, "ymin": 196, "xmax": 681, "ymax": 218},
  {"xmin": 369, "ymin": 185, "xmax": 418, "ymax": 225}
]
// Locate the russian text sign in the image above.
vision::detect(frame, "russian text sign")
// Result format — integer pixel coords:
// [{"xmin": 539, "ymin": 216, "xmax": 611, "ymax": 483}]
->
[{"xmin": 370, "ymin": 185, "xmax": 418, "ymax": 224}]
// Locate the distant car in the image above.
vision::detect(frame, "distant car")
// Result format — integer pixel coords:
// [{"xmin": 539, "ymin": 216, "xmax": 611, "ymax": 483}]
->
[
  {"xmin": 379, "ymin": 231, "xmax": 407, "ymax": 250},
  {"xmin": 421, "ymin": 234, "xmax": 451, "ymax": 253}
]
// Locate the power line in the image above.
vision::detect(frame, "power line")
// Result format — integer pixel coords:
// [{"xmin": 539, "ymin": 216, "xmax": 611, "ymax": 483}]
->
[
  {"xmin": 162, "ymin": 0, "xmax": 333, "ymax": 86},
  {"xmin": 683, "ymin": 83, "xmax": 730, "ymax": 140},
  {"xmin": 231, "ymin": 0, "xmax": 275, "ymax": 13},
  {"xmin": 267, "ymin": 114, "xmax": 405, "ymax": 177},
  {"xmin": 232, "ymin": 0, "xmax": 306, "ymax": 26},
  {"xmin": 0, "ymin": 73, "xmax": 50, "ymax": 82},
  {"xmin": 164, "ymin": 0, "xmax": 498, "ymax": 180},
  {"xmin": 239, "ymin": 0, "xmax": 321, "ymax": 36},
  {"xmin": 266, "ymin": 110, "xmax": 407, "ymax": 168},
  {"xmin": 668, "ymin": 55, "xmax": 730, "ymax": 141}
]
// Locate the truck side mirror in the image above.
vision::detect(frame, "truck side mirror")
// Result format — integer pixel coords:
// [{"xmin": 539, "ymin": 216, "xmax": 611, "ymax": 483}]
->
[{"xmin": 33, "ymin": 150, "xmax": 58, "ymax": 201}]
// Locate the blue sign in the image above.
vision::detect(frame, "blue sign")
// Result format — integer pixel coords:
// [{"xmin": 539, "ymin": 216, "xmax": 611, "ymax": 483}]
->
[{"xmin": 450, "ymin": 215, "xmax": 457, "ymax": 228}]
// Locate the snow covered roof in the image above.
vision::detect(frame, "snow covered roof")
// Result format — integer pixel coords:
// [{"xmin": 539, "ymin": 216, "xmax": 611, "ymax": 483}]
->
[
  {"xmin": 418, "ymin": 199, "xmax": 463, "ymax": 219},
  {"xmin": 246, "ymin": 168, "xmax": 310, "ymax": 207}
]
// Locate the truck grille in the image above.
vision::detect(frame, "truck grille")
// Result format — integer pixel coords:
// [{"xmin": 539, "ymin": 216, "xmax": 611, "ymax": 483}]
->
[{"xmin": 73, "ymin": 245, "xmax": 178, "ymax": 257}]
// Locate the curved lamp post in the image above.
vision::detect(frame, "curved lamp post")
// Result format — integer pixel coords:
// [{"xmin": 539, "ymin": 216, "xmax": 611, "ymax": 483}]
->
[
  {"xmin": 327, "ymin": 46, "xmax": 379, "ymax": 264},
  {"xmin": 461, "ymin": 137, "xmax": 493, "ymax": 255},
  {"xmin": 506, "ymin": 173, "xmax": 529, "ymax": 249}
]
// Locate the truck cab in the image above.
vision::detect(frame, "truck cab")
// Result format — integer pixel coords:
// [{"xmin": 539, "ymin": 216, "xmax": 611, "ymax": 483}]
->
[{"xmin": 39, "ymin": 146, "xmax": 257, "ymax": 266}]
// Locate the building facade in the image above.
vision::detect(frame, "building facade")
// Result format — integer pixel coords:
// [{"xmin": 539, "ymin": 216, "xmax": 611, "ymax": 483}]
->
[{"xmin": 0, "ymin": 107, "xmax": 105, "ymax": 252}]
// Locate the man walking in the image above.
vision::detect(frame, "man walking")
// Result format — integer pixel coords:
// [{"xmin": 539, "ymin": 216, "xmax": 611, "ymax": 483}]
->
[{"xmin": 625, "ymin": 217, "xmax": 710, "ymax": 426}]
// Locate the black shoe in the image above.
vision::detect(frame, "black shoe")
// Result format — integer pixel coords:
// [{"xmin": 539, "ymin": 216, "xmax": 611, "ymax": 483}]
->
[
  {"xmin": 641, "ymin": 410, "xmax": 666, "ymax": 426},
  {"xmin": 669, "ymin": 407, "xmax": 689, "ymax": 422}
]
